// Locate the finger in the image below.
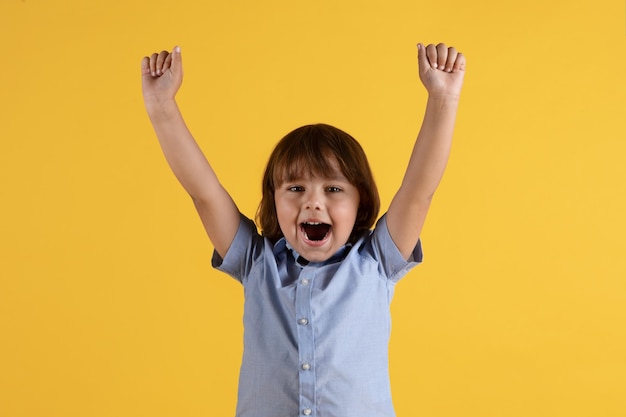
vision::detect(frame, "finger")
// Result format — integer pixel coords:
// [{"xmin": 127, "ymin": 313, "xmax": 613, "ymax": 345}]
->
[
  {"xmin": 436, "ymin": 43, "xmax": 448, "ymax": 71},
  {"xmin": 443, "ymin": 47, "xmax": 457, "ymax": 73},
  {"xmin": 141, "ymin": 56, "xmax": 150, "ymax": 75},
  {"xmin": 155, "ymin": 50, "xmax": 169, "ymax": 75},
  {"xmin": 425, "ymin": 44, "xmax": 438, "ymax": 69},
  {"xmin": 453, "ymin": 52, "xmax": 466, "ymax": 72},
  {"xmin": 163, "ymin": 53, "xmax": 172, "ymax": 73},
  {"xmin": 149, "ymin": 53, "xmax": 159, "ymax": 76}
]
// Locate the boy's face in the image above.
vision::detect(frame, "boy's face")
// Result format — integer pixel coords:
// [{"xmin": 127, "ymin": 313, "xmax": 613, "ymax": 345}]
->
[{"xmin": 274, "ymin": 167, "xmax": 359, "ymax": 263}]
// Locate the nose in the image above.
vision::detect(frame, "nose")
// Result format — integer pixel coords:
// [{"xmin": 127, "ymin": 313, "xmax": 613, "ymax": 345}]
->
[{"xmin": 303, "ymin": 189, "xmax": 324, "ymax": 210}]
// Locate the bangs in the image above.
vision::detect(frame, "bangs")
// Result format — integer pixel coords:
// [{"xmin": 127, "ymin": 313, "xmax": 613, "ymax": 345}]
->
[
  {"xmin": 270, "ymin": 124, "xmax": 361, "ymax": 188},
  {"xmin": 274, "ymin": 149, "xmax": 344, "ymax": 185}
]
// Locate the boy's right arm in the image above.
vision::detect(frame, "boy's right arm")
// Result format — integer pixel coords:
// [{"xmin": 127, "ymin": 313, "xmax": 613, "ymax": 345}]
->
[{"xmin": 141, "ymin": 47, "xmax": 240, "ymax": 258}]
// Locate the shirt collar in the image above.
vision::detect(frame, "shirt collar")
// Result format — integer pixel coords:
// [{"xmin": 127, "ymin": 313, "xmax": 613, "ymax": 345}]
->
[{"xmin": 273, "ymin": 237, "xmax": 353, "ymax": 266}]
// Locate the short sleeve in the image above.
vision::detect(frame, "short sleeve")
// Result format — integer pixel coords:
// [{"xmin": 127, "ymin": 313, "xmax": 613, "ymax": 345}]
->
[
  {"xmin": 366, "ymin": 214, "xmax": 423, "ymax": 283},
  {"xmin": 211, "ymin": 214, "xmax": 264, "ymax": 283}
]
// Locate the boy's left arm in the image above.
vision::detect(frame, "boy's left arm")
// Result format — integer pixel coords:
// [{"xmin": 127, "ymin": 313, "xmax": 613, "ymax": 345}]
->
[{"xmin": 386, "ymin": 43, "xmax": 466, "ymax": 260}]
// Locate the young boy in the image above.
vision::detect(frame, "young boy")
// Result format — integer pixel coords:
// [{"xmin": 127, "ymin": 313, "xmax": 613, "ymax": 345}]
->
[{"xmin": 142, "ymin": 43, "xmax": 465, "ymax": 417}]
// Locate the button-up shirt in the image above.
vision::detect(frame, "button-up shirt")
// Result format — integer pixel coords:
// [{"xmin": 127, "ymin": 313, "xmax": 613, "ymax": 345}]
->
[{"xmin": 212, "ymin": 214, "xmax": 422, "ymax": 417}]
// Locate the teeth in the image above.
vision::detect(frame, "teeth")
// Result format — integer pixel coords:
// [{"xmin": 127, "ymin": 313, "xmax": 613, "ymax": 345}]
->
[{"xmin": 303, "ymin": 222, "xmax": 322, "ymax": 225}]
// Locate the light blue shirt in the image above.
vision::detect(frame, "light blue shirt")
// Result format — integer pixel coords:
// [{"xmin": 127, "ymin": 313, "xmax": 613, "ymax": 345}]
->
[{"xmin": 212, "ymin": 214, "xmax": 423, "ymax": 417}]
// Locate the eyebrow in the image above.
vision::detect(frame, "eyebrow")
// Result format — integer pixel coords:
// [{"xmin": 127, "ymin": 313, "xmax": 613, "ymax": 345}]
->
[{"xmin": 282, "ymin": 171, "xmax": 350, "ymax": 182}]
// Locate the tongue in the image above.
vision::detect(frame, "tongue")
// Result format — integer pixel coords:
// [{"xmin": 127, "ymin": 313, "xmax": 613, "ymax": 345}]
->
[{"xmin": 303, "ymin": 224, "xmax": 330, "ymax": 241}]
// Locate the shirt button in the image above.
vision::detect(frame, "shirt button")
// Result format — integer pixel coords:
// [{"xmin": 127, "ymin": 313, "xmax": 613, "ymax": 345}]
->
[
  {"xmin": 303, "ymin": 408, "xmax": 312, "ymax": 416},
  {"xmin": 301, "ymin": 278, "xmax": 310, "ymax": 286},
  {"xmin": 298, "ymin": 318, "xmax": 309, "ymax": 325},
  {"xmin": 301, "ymin": 362, "xmax": 311, "ymax": 371}
]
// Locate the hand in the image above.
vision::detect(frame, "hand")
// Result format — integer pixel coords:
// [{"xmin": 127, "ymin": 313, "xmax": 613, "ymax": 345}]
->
[
  {"xmin": 417, "ymin": 43, "xmax": 466, "ymax": 99},
  {"xmin": 141, "ymin": 46, "xmax": 183, "ymax": 103}
]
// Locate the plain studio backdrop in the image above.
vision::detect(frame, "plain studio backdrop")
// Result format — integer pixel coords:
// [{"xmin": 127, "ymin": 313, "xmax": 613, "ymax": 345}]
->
[{"xmin": 1, "ymin": 1, "xmax": 625, "ymax": 416}]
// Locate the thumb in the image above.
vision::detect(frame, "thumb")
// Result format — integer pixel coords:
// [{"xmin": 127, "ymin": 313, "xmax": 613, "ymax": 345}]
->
[
  {"xmin": 416, "ymin": 43, "xmax": 429, "ymax": 76},
  {"xmin": 170, "ymin": 45, "xmax": 183, "ymax": 77}
]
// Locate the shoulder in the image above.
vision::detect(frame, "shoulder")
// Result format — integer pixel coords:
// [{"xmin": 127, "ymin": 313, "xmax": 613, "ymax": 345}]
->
[
  {"xmin": 355, "ymin": 214, "xmax": 423, "ymax": 282},
  {"xmin": 211, "ymin": 213, "xmax": 268, "ymax": 279}
]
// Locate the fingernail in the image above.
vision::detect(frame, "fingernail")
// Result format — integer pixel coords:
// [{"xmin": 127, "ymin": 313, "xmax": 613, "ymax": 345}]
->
[{"xmin": 175, "ymin": 46, "xmax": 181, "ymax": 53}]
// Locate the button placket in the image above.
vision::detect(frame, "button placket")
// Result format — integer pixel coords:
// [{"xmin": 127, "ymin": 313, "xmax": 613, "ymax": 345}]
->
[{"xmin": 295, "ymin": 267, "xmax": 316, "ymax": 416}]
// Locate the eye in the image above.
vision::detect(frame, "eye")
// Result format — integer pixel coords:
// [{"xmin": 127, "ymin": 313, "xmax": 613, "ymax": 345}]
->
[
  {"xmin": 326, "ymin": 186, "xmax": 342, "ymax": 193},
  {"xmin": 287, "ymin": 185, "xmax": 305, "ymax": 192}
]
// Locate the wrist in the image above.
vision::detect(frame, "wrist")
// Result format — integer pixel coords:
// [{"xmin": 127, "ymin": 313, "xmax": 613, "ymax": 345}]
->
[
  {"xmin": 426, "ymin": 92, "xmax": 461, "ymax": 113},
  {"xmin": 427, "ymin": 92, "xmax": 461, "ymax": 104},
  {"xmin": 144, "ymin": 95, "xmax": 179, "ymax": 117}
]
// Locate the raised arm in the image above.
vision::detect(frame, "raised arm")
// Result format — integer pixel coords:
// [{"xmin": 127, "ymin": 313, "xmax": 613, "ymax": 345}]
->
[
  {"xmin": 386, "ymin": 43, "xmax": 466, "ymax": 260},
  {"xmin": 141, "ymin": 47, "xmax": 240, "ymax": 258}
]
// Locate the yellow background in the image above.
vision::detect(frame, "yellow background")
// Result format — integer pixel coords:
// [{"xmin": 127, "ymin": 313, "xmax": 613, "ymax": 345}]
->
[{"xmin": 1, "ymin": 0, "xmax": 625, "ymax": 416}]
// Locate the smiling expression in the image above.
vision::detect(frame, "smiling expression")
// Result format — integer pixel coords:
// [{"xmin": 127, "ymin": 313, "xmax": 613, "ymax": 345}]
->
[{"xmin": 274, "ymin": 170, "xmax": 360, "ymax": 263}]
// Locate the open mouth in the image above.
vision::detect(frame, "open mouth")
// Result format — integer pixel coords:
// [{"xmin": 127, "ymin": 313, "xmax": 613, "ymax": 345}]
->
[{"xmin": 300, "ymin": 222, "xmax": 331, "ymax": 241}]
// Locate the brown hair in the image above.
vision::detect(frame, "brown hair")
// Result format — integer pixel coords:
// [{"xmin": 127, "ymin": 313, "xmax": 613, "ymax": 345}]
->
[{"xmin": 256, "ymin": 123, "xmax": 380, "ymax": 243}]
